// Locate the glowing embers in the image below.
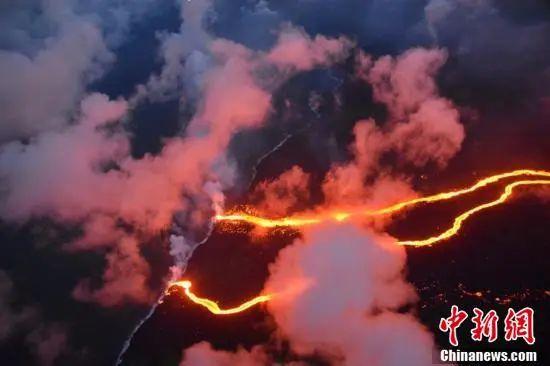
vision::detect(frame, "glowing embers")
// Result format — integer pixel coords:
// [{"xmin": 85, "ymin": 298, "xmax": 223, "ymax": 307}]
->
[
  {"xmin": 216, "ymin": 212, "xmax": 322, "ymax": 228},
  {"xmin": 168, "ymin": 280, "xmax": 272, "ymax": 315},
  {"xmin": 216, "ymin": 169, "xmax": 550, "ymax": 246}
]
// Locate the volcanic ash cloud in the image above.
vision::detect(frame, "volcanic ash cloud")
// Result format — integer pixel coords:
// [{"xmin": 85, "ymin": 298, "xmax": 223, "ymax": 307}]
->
[{"xmin": 263, "ymin": 222, "xmax": 435, "ymax": 365}]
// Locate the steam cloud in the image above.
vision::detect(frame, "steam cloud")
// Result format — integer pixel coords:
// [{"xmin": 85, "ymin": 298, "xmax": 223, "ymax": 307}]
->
[
  {"xmin": 264, "ymin": 223, "xmax": 434, "ymax": 365},
  {"xmin": 324, "ymin": 48, "xmax": 463, "ymax": 206},
  {"xmin": 251, "ymin": 165, "xmax": 311, "ymax": 216},
  {"xmin": 255, "ymin": 47, "xmax": 463, "ymax": 214},
  {"xmin": 179, "ymin": 223, "xmax": 436, "ymax": 365},
  {"xmin": 1, "ymin": 0, "xmax": 547, "ymax": 364},
  {"xmin": 0, "ymin": 0, "xmax": 353, "ymax": 309},
  {"xmin": 181, "ymin": 342, "xmax": 268, "ymax": 366}
]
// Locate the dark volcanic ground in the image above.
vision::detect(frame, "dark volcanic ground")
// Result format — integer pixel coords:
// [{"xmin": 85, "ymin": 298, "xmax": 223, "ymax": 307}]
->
[{"xmin": 120, "ymin": 128, "xmax": 550, "ymax": 365}]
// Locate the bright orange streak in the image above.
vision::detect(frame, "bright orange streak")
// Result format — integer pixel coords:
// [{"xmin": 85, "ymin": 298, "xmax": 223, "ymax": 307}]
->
[
  {"xmin": 398, "ymin": 180, "xmax": 550, "ymax": 246},
  {"xmin": 363, "ymin": 169, "xmax": 550, "ymax": 216},
  {"xmin": 216, "ymin": 169, "xmax": 550, "ymax": 247},
  {"xmin": 171, "ymin": 176, "xmax": 550, "ymax": 316},
  {"xmin": 216, "ymin": 213, "xmax": 322, "ymax": 228},
  {"xmin": 216, "ymin": 169, "xmax": 550, "ymax": 228},
  {"xmin": 169, "ymin": 280, "xmax": 272, "ymax": 315}
]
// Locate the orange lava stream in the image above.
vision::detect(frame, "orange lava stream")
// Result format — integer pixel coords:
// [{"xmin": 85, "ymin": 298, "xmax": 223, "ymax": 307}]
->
[
  {"xmin": 173, "ymin": 171, "xmax": 550, "ymax": 315},
  {"xmin": 398, "ymin": 179, "xmax": 550, "ymax": 246},
  {"xmin": 168, "ymin": 280, "xmax": 272, "ymax": 315},
  {"xmin": 216, "ymin": 170, "xmax": 550, "ymax": 247},
  {"xmin": 216, "ymin": 169, "xmax": 550, "ymax": 229}
]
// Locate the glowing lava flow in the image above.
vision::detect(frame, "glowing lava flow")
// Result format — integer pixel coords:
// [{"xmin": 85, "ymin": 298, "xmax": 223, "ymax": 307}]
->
[
  {"xmin": 216, "ymin": 169, "xmax": 550, "ymax": 246},
  {"xmin": 169, "ymin": 280, "xmax": 272, "ymax": 315},
  {"xmin": 169, "ymin": 174, "xmax": 550, "ymax": 316},
  {"xmin": 216, "ymin": 169, "xmax": 550, "ymax": 229},
  {"xmin": 215, "ymin": 213, "xmax": 322, "ymax": 228},
  {"xmin": 398, "ymin": 179, "xmax": 550, "ymax": 246}
]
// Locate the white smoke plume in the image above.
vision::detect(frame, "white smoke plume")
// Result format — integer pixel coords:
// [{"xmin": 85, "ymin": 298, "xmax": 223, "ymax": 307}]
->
[
  {"xmin": 323, "ymin": 47, "xmax": 464, "ymax": 208},
  {"xmin": 178, "ymin": 223, "xmax": 437, "ymax": 366},
  {"xmin": 180, "ymin": 341, "xmax": 269, "ymax": 366},
  {"xmin": 0, "ymin": 0, "xmax": 157, "ymax": 141},
  {"xmin": 0, "ymin": 0, "xmax": 353, "ymax": 309},
  {"xmin": 263, "ymin": 222, "xmax": 435, "ymax": 365},
  {"xmin": 253, "ymin": 47, "xmax": 463, "ymax": 216},
  {"xmin": 131, "ymin": 0, "xmax": 214, "ymax": 105}
]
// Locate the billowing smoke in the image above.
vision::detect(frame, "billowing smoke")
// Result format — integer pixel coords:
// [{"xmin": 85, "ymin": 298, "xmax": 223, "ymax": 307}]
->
[
  {"xmin": 180, "ymin": 341, "xmax": 269, "ymax": 366},
  {"xmin": 0, "ymin": 7, "xmax": 109, "ymax": 141},
  {"xmin": 179, "ymin": 223, "xmax": 437, "ymax": 365},
  {"xmin": 0, "ymin": 20, "xmax": 110, "ymax": 141},
  {"xmin": 265, "ymin": 25, "xmax": 352, "ymax": 72},
  {"xmin": 0, "ymin": 93, "xmax": 129, "ymax": 223},
  {"xmin": 251, "ymin": 165, "xmax": 311, "ymax": 216},
  {"xmin": 323, "ymin": 47, "xmax": 463, "ymax": 209},
  {"xmin": 264, "ymin": 223, "xmax": 435, "ymax": 365},
  {"xmin": 0, "ymin": 0, "xmax": 157, "ymax": 141},
  {"xmin": 252, "ymin": 46, "xmax": 463, "ymax": 216},
  {"xmin": 1, "ymin": 1, "xmax": 547, "ymax": 364},
  {"xmin": 73, "ymin": 236, "xmax": 153, "ymax": 306},
  {"xmin": 131, "ymin": 0, "xmax": 214, "ymax": 104},
  {"xmin": 0, "ymin": 0, "xmax": 353, "ymax": 308}
]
